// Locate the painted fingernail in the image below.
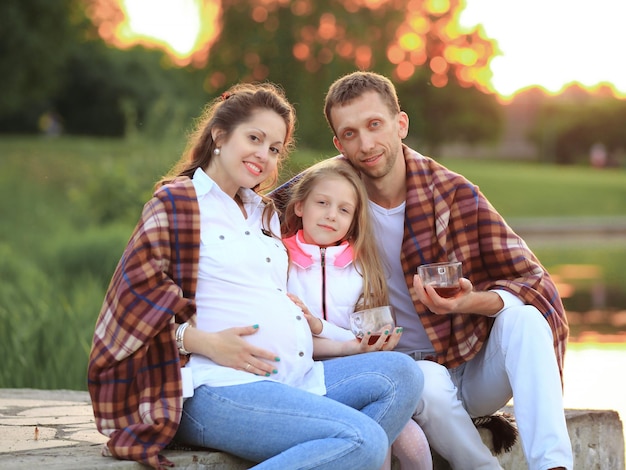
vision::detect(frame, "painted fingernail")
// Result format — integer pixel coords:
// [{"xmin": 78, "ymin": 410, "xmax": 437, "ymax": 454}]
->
[
  {"xmin": 274, "ymin": 357, "xmax": 281, "ymax": 362},
  {"xmin": 384, "ymin": 330, "xmax": 389, "ymax": 335},
  {"xmin": 396, "ymin": 327, "xmax": 404, "ymax": 333},
  {"xmin": 265, "ymin": 373, "xmax": 270, "ymax": 377},
  {"xmin": 272, "ymin": 369, "xmax": 278, "ymax": 374},
  {"xmin": 253, "ymin": 324, "xmax": 259, "ymax": 329}
]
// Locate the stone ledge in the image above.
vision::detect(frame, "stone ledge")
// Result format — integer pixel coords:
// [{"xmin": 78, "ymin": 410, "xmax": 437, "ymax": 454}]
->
[
  {"xmin": 433, "ymin": 407, "xmax": 624, "ymax": 470},
  {"xmin": 4, "ymin": 446, "xmax": 253, "ymax": 470},
  {"xmin": 0, "ymin": 389, "xmax": 623, "ymax": 469}
]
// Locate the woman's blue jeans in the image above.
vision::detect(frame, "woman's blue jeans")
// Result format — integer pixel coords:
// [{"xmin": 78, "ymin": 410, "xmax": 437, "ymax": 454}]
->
[{"xmin": 175, "ymin": 351, "xmax": 423, "ymax": 470}]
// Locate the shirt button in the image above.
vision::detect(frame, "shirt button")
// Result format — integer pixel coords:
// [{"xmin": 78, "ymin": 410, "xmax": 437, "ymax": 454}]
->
[
  {"xmin": 298, "ymin": 351, "xmax": 304, "ymax": 357},
  {"xmin": 245, "ymin": 231, "xmax": 250, "ymax": 235},
  {"xmin": 266, "ymin": 257, "xmax": 271, "ymax": 263},
  {"xmin": 219, "ymin": 235, "xmax": 225, "ymax": 240},
  {"xmin": 296, "ymin": 315, "xmax": 302, "ymax": 320}
]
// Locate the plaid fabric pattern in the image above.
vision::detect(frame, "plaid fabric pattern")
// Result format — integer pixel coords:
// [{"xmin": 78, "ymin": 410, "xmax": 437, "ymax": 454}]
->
[
  {"xmin": 401, "ymin": 146, "xmax": 568, "ymax": 376},
  {"xmin": 87, "ymin": 177, "xmax": 200, "ymax": 469},
  {"xmin": 271, "ymin": 147, "xmax": 568, "ymax": 378}
]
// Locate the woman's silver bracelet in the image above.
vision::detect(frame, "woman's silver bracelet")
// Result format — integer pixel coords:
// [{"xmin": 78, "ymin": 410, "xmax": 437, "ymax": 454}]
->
[{"xmin": 176, "ymin": 322, "xmax": 191, "ymax": 355}]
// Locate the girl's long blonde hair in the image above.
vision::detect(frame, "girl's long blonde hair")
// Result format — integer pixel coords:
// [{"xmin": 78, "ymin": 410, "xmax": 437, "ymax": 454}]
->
[{"xmin": 282, "ymin": 158, "xmax": 388, "ymax": 309}]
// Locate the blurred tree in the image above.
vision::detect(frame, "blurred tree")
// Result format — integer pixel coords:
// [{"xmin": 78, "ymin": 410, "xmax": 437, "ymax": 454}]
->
[
  {"xmin": 54, "ymin": 41, "xmax": 208, "ymax": 137},
  {"xmin": 397, "ymin": 75, "xmax": 502, "ymax": 155},
  {"xmin": 2, "ymin": 0, "xmax": 504, "ymax": 147},
  {"xmin": 0, "ymin": 0, "xmax": 208, "ymax": 137},
  {"xmin": 528, "ymin": 85, "xmax": 626, "ymax": 165},
  {"xmin": 0, "ymin": 0, "xmax": 78, "ymax": 126},
  {"xmin": 198, "ymin": 0, "xmax": 502, "ymax": 150}
]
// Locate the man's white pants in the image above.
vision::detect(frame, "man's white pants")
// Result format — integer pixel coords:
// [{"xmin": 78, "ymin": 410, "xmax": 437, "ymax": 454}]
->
[{"xmin": 413, "ymin": 305, "xmax": 573, "ymax": 470}]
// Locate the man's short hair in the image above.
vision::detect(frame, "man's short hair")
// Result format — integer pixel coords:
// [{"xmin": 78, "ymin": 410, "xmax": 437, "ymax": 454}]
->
[{"xmin": 324, "ymin": 71, "xmax": 401, "ymax": 134}]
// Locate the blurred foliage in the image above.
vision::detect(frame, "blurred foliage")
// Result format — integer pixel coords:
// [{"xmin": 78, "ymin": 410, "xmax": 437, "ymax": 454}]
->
[
  {"xmin": 397, "ymin": 79, "xmax": 503, "ymax": 153},
  {"xmin": 1, "ymin": 0, "xmax": 625, "ymax": 155},
  {"xmin": 0, "ymin": 0, "xmax": 76, "ymax": 118},
  {"xmin": 0, "ymin": 0, "xmax": 208, "ymax": 137},
  {"xmin": 0, "ymin": 0, "xmax": 504, "ymax": 151},
  {"xmin": 523, "ymin": 86, "xmax": 626, "ymax": 165},
  {"xmin": 54, "ymin": 42, "xmax": 209, "ymax": 137},
  {"xmin": 178, "ymin": 0, "xmax": 503, "ymax": 148}
]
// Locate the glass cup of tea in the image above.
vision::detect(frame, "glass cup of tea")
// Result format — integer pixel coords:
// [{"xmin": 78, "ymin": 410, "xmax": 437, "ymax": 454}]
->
[
  {"xmin": 349, "ymin": 306, "xmax": 395, "ymax": 345},
  {"xmin": 417, "ymin": 261, "xmax": 463, "ymax": 298}
]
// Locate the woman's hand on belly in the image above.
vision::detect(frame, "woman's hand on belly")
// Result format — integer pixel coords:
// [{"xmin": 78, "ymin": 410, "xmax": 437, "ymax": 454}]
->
[{"xmin": 185, "ymin": 324, "xmax": 281, "ymax": 377}]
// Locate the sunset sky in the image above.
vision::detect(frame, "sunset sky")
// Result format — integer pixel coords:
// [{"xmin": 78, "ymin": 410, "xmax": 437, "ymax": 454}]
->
[
  {"xmin": 116, "ymin": 0, "xmax": 626, "ymax": 100},
  {"xmin": 459, "ymin": 0, "xmax": 626, "ymax": 98}
]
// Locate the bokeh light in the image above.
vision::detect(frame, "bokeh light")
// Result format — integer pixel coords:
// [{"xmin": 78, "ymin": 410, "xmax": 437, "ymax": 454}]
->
[{"xmin": 87, "ymin": 0, "xmax": 626, "ymax": 100}]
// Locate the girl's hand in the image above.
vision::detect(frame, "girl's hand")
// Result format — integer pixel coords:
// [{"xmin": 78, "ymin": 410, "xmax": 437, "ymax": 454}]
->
[
  {"xmin": 356, "ymin": 325, "xmax": 403, "ymax": 352},
  {"xmin": 304, "ymin": 313, "xmax": 323, "ymax": 335},
  {"xmin": 184, "ymin": 324, "xmax": 280, "ymax": 377},
  {"xmin": 287, "ymin": 293, "xmax": 323, "ymax": 335},
  {"xmin": 314, "ymin": 326, "xmax": 404, "ymax": 358}
]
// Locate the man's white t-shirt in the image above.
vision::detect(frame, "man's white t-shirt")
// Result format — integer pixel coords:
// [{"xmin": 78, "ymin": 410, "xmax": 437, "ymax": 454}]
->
[{"xmin": 369, "ymin": 200, "xmax": 434, "ymax": 353}]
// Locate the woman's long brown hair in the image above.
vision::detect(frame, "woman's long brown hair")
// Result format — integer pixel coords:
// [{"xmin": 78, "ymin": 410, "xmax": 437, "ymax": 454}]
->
[{"xmin": 158, "ymin": 82, "xmax": 296, "ymax": 234}]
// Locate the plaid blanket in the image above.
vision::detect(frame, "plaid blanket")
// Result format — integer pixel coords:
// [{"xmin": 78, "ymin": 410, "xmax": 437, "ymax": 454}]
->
[{"xmin": 87, "ymin": 177, "xmax": 199, "ymax": 469}]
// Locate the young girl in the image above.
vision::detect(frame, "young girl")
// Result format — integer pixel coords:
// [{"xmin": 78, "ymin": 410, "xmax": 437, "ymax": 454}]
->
[{"xmin": 282, "ymin": 158, "xmax": 433, "ymax": 470}]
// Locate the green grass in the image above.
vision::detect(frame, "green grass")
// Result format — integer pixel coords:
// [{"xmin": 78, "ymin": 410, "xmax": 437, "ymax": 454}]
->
[
  {"xmin": 441, "ymin": 158, "xmax": 626, "ymax": 218},
  {"xmin": 1, "ymin": 136, "xmax": 625, "ymax": 390}
]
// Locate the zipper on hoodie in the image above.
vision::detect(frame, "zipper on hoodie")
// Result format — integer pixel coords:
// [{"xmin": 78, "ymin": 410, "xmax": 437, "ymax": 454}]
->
[{"xmin": 320, "ymin": 247, "xmax": 327, "ymax": 320}]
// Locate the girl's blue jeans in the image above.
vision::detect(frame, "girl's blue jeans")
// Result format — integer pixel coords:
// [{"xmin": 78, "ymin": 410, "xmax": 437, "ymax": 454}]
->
[{"xmin": 175, "ymin": 351, "xmax": 423, "ymax": 470}]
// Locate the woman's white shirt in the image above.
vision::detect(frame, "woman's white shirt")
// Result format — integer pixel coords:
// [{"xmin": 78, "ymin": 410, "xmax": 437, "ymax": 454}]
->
[{"xmin": 188, "ymin": 168, "xmax": 325, "ymax": 395}]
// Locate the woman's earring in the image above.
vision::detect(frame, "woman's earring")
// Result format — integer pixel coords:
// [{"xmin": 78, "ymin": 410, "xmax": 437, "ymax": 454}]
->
[{"xmin": 213, "ymin": 147, "xmax": 221, "ymax": 156}]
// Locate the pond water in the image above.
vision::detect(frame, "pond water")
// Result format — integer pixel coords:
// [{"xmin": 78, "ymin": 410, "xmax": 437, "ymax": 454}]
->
[
  {"xmin": 563, "ymin": 340, "xmax": 625, "ymax": 419},
  {"xmin": 513, "ymin": 338, "xmax": 626, "ymax": 460},
  {"xmin": 562, "ymin": 339, "xmax": 626, "ymax": 455}
]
